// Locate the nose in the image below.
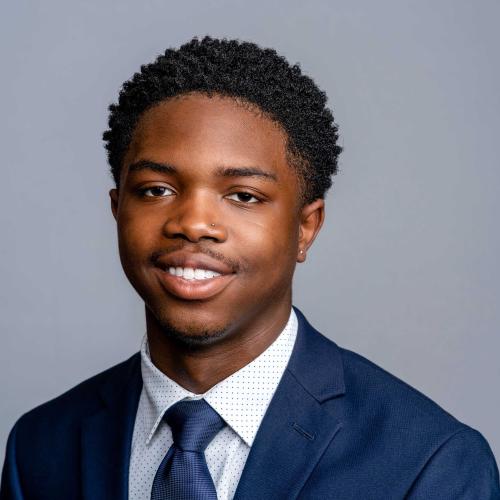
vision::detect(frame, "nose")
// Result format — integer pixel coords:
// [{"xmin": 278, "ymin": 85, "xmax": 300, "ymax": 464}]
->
[{"xmin": 162, "ymin": 191, "xmax": 227, "ymax": 243}]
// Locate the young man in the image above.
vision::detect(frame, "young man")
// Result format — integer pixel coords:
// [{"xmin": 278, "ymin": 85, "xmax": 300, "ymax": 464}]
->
[{"xmin": 1, "ymin": 36, "xmax": 499, "ymax": 499}]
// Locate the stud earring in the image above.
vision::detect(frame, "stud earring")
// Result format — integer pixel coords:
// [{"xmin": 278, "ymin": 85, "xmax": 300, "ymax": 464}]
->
[
  {"xmin": 299, "ymin": 250, "xmax": 304, "ymax": 255},
  {"xmin": 210, "ymin": 223, "xmax": 216, "ymax": 227}
]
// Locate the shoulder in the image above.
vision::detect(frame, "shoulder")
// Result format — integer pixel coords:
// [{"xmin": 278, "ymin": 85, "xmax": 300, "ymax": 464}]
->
[
  {"xmin": 337, "ymin": 345, "xmax": 484, "ymax": 447},
  {"xmin": 13, "ymin": 353, "xmax": 140, "ymax": 437},
  {"xmin": 295, "ymin": 327, "xmax": 499, "ymax": 495},
  {"xmin": 337, "ymin": 346, "xmax": 498, "ymax": 488},
  {"xmin": 293, "ymin": 307, "xmax": 466, "ymax": 438},
  {"xmin": 1, "ymin": 354, "xmax": 141, "ymax": 496},
  {"xmin": 339, "ymin": 346, "xmax": 462, "ymax": 431}
]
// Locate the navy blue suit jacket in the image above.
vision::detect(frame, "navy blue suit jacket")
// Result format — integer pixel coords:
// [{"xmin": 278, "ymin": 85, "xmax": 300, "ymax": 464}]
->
[{"xmin": 1, "ymin": 307, "xmax": 499, "ymax": 499}]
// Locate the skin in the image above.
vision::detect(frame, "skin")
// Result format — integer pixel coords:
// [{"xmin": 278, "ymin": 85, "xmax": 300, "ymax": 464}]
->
[{"xmin": 110, "ymin": 93, "xmax": 325, "ymax": 393}]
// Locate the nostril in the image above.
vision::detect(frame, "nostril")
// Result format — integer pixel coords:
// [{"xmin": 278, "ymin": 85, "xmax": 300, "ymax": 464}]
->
[{"xmin": 163, "ymin": 218, "xmax": 227, "ymax": 243}]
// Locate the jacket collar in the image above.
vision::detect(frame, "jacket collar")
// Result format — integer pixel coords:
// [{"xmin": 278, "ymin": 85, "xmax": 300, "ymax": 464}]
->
[{"xmin": 287, "ymin": 306, "xmax": 345, "ymax": 402}]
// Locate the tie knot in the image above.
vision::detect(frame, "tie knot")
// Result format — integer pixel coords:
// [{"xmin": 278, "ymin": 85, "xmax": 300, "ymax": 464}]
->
[{"xmin": 164, "ymin": 399, "xmax": 225, "ymax": 452}]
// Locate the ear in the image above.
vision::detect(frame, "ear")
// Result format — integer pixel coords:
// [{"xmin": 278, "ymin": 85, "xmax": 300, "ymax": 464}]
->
[
  {"xmin": 297, "ymin": 198, "xmax": 325, "ymax": 263},
  {"xmin": 109, "ymin": 188, "xmax": 119, "ymax": 221}
]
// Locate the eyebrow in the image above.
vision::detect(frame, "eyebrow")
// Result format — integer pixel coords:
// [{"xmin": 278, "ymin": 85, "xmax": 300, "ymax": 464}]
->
[
  {"xmin": 127, "ymin": 160, "xmax": 278, "ymax": 182},
  {"xmin": 128, "ymin": 160, "xmax": 176, "ymax": 175}
]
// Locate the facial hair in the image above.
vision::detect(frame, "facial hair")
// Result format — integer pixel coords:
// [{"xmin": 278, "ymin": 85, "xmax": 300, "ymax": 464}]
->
[{"xmin": 152, "ymin": 311, "xmax": 229, "ymax": 350}]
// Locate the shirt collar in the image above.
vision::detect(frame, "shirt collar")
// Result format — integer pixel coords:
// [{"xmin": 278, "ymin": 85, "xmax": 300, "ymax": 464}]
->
[{"xmin": 140, "ymin": 308, "xmax": 298, "ymax": 447}]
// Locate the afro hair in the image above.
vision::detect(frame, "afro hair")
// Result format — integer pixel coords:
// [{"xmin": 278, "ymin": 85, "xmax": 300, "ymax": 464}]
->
[{"xmin": 103, "ymin": 36, "xmax": 342, "ymax": 204}]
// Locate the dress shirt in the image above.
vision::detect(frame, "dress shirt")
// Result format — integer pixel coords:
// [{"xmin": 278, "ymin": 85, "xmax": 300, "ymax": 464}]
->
[{"xmin": 129, "ymin": 308, "xmax": 298, "ymax": 500}]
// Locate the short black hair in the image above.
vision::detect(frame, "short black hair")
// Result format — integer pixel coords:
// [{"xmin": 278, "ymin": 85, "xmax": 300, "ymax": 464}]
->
[{"xmin": 103, "ymin": 36, "xmax": 342, "ymax": 204}]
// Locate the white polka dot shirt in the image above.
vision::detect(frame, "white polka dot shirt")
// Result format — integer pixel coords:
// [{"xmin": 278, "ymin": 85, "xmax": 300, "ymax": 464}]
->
[{"xmin": 128, "ymin": 308, "xmax": 298, "ymax": 500}]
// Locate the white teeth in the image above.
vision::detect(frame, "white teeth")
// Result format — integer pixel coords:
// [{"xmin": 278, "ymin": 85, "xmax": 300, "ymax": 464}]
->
[
  {"xmin": 184, "ymin": 268, "xmax": 195, "ymax": 280},
  {"xmin": 194, "ymin": 269, "xmax": 205, "ymax": 280},
  {"xmin": 167, "ymin": 267, "xmax": 222, "ymax": 280}
]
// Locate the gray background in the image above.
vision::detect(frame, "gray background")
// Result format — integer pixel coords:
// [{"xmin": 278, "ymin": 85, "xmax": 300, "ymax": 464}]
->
[{"xmin": 1, "ymin": 0, "xmax": 499, "ymax": 470}]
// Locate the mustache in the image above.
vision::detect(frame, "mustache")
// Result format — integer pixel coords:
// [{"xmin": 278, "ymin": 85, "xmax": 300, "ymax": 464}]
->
[{"xmin": 149, "ymin": 243, "xmax": 245, "ymax": 273}]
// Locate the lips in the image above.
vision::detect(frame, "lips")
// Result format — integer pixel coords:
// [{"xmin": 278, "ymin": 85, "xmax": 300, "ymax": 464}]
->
[{"xmin": 153, "ymin": 250, "xmax": 236, "ymax": 301}]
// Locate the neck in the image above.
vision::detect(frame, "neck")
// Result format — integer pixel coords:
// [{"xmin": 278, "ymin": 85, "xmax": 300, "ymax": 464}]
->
[{"xmin": 145, "ymin": 300, "xmax": 292, "ymax": 394}]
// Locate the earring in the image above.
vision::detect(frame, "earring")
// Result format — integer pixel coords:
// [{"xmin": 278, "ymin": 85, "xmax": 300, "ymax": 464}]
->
[
  {"xmin": 210, "ymin": 223, "xmax": 216, "ymax": 227},
  {"xmin": 299, "ymin": 250, "xmax": 304, "ymax": 255}
]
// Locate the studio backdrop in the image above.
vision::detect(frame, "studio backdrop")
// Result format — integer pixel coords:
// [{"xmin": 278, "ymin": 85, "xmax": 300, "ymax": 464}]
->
[{"xmin": 1, "ymin": 0, "xmax": 499, "ymax": 469}]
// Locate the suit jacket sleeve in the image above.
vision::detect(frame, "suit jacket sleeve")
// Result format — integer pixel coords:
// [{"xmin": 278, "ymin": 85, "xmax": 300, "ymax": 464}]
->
[
  {"xmin": 407, "ymin": 427, "xmax": 500, "ymax": 499},
  {"xmin": 0, "ymin": 422, "xmax": 24, "ymax": 500}
]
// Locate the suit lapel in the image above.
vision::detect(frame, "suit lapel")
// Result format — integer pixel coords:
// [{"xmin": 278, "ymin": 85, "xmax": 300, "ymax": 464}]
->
[
  {"xmin": 81, "ymin": 354, "xmax": 142, "ymax": 500},
  {"xmin": 234, "ymin": 307, "xmax": 346, "ymax": 499}
]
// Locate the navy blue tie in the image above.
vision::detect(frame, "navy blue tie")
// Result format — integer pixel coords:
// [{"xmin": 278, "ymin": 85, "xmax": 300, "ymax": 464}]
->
[{"xmin": 151, "ymin": 399, "xmax": 226, "ymax": 500}]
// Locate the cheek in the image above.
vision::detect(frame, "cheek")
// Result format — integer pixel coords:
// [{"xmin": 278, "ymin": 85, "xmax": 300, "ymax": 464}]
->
[
  {"xmin": 117, "ymin": 212, "xmax": 157, "ymax": 264},
  {"xmin": 235, "ymin": 212, "xmax": 298, "ymax": 275}
]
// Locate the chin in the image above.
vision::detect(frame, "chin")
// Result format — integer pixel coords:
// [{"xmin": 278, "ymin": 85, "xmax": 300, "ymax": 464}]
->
[{"xmin": 153, "ymin": 308, "xmax": 230, "ymax": 348}]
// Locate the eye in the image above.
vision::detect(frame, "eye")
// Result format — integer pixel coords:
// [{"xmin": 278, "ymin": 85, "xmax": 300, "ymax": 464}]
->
[
  {"xmin": 140, "ymin": 186, "xmax": 175, "ymax": 197},
  {"xmin": 226, "ymin": 192, "xmax": 260, "ymax": 204}
]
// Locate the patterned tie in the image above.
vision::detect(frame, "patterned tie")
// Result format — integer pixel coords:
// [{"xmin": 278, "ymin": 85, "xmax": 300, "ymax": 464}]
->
[{"xmin": 150, "ymin": 399, "xmax": 226, "ymax": 500}]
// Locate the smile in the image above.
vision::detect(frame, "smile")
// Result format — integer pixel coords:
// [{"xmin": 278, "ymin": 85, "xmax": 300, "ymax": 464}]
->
[
  {"xmin": 154, "ymin": 266, "xmax": 236, "ymax": 301},
  {"xmin": 167, "ymin": 267, "xmax": 222, "ymax": 280}
]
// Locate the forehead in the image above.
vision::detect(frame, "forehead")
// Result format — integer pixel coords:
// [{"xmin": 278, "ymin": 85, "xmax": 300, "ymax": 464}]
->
[{"xmin": 123, "ymin": 93, "xmax": 292, "ymax": 179}]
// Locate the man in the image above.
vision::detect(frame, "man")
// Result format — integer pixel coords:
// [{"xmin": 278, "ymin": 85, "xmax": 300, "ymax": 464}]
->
[{"xmin": 1, "ymin": 36, "xmax": 498, "ymax": 499}]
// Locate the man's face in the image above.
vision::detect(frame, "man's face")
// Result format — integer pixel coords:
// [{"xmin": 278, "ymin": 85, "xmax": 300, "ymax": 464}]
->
[{"xmin": 110, "ymin": 93, "xmax": 323, "ymax": 346}]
